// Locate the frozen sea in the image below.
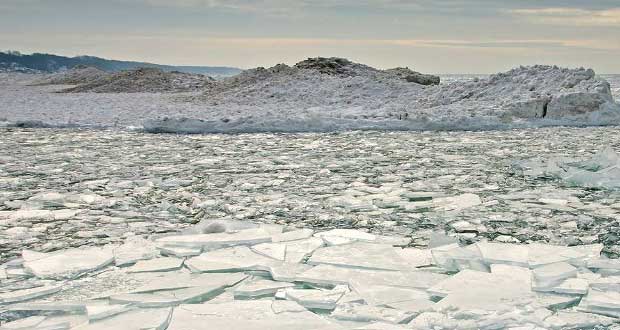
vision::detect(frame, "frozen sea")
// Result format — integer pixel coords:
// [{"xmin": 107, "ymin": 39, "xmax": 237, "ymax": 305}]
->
[
  {"xmin": 1, "ymin": 74, "xmax": 620, "ymax": 260},
  {"xmin": 2, "ymin": 126, "xmax": 620, "ymax": 262},
  {"xmin": 2, "ymin": 74, "xmax": 620, "ymax": 329}
]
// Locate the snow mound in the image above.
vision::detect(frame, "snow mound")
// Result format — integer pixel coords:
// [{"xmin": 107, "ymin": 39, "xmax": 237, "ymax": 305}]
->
[
  {"xmin": 201, "ymin": 57, "xmax": 440, "ymax": 98},
  {"xmin": 32, "ymin": 65, "xmax": 111, "ymax": 86},
  {"xmin": 146, "ymin": 62, "xmax": 620, "ymax": 134},
  {"xmin": 62, "ymin": 67, "xmax": 215, "ymax": 93},
  {"xmin": 515, "ymin": 147, "xmax": 620, "ymax": 189}
]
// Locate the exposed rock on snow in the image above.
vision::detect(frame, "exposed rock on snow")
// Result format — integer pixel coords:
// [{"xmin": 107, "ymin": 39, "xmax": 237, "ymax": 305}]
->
[
  {"xmin": 61, "ymin": 67, "xmax": 214, "ymax": 93},
  {"xmin": 294, "ymin": 57, "xmax": 366, "ymax": 76},
  {"xmin": 384, "ymin": 67, "xmax": 440, "ymax": 85}
]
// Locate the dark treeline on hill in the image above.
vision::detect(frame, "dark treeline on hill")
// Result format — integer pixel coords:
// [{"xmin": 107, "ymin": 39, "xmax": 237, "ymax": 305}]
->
[{"xmin": 0, "ymin": 51, "xmax": 242, "ymax": 76}]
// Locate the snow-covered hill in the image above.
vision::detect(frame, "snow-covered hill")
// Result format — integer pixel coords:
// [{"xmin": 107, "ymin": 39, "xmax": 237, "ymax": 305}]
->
[
  {"xmin": 2, "ymin": 58, "xmax": 619, "ymax": 133},
  {"xmin": 145, "ymin": 59, "xmax": 620, "ymax": 133}
]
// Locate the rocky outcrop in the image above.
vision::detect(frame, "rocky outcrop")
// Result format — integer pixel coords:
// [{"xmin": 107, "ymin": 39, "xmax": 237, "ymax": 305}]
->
[
  {"xmin": 293, "ymin": 58, "xmax": 440, "ymax": 85},
  {"xmin": 294, "ymin": 57, "xmax": 370, "ymax": 76},
  {"xmin": 384, "ymin": 67, "xmax": 440, "ymax": 85}
]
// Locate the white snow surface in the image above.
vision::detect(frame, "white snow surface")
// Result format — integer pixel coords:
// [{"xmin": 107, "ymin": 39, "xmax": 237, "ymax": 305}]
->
[{"xmin": 1, "ymin": 65, "xmax": 619, "ymax": 133}]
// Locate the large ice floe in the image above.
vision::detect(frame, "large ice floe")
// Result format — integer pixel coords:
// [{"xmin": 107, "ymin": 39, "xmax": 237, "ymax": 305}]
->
[
  {"xmin": 1, "ymin": 220, "xmax": 619, "ymax": 329},
  {"xmin": 143, "ymin": 58, "xmax": 620, "ymax": 133},
  {"xmin": 515, "ymin": 147, "xmax": 620, "ymax": 190}
]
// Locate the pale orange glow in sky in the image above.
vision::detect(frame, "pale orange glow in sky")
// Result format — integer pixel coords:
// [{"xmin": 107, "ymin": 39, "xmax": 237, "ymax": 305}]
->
[{"xmin": 1, "ymin": 0, "xmax": 619, "ymax": 73}]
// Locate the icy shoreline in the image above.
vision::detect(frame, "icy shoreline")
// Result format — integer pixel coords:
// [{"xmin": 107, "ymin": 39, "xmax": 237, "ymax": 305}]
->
[{"xmin": 1, "ymin": 65, "xmax": 620, "ymax": 134}]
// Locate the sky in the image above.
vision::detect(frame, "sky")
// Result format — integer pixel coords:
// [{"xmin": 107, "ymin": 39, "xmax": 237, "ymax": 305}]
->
[{"xmin": 1, "ymin": 0, "xmax": 619, "ymax": 73}]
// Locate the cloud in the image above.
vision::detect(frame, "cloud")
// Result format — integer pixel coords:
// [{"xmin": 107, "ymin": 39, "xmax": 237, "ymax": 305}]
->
[
  {"xmin": 510, "ymin": 7, "xmax": 620, "ymax": 26},
  {"xmin": 48, "ymin": 33, "xmax": 616, "ymax": 51},
  {"xmin": 119, "ymin": 0, "xmax": 620, "ymax": 25},
  {"xmin": 119, "ymin": 0, "xmax": 488, "ymax": 15},
  {"xmin": 198, "ymin": 37, "xmax": 615, "ymax": 51}
]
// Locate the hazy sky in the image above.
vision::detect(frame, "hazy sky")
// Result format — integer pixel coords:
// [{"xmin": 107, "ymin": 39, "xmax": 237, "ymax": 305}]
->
[{"xmin": 1, "ymin": 0, "xmax": 619, "ymax": 73}]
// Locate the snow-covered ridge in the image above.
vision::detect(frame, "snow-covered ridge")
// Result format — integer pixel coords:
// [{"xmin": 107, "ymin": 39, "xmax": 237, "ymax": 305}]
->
[
  {"xmin": 1, "ymin": 59, "xmax": 619, "ymax": 132},
  {"xmin": 145, "ymin": 60, "xmax": 620, "ymax": 134}
]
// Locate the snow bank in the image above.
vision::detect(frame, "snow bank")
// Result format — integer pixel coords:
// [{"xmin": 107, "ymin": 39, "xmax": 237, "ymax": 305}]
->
[{"xmin": 145, "ymin": 61, "xmax": 620, "ymax": 134}]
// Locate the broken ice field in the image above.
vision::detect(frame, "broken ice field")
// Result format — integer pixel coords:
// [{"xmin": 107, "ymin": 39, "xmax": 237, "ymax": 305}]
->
[{"xmin": 1, "ymin": 127, "xmax": 620, "ymax": 329}]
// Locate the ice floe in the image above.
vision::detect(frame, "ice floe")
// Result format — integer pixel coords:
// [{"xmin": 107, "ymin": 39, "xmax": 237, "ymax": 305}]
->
[
  {"xmin": 23, "ymin": 247, "xmax": 114, "ymax": 280},
  {"xmin": 1, "ymin": 219, "xmax": 620, "ymax": 329},
  {"xmin": 516, "ymin": 147, "xmax": 620, "ymax": 190}
]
